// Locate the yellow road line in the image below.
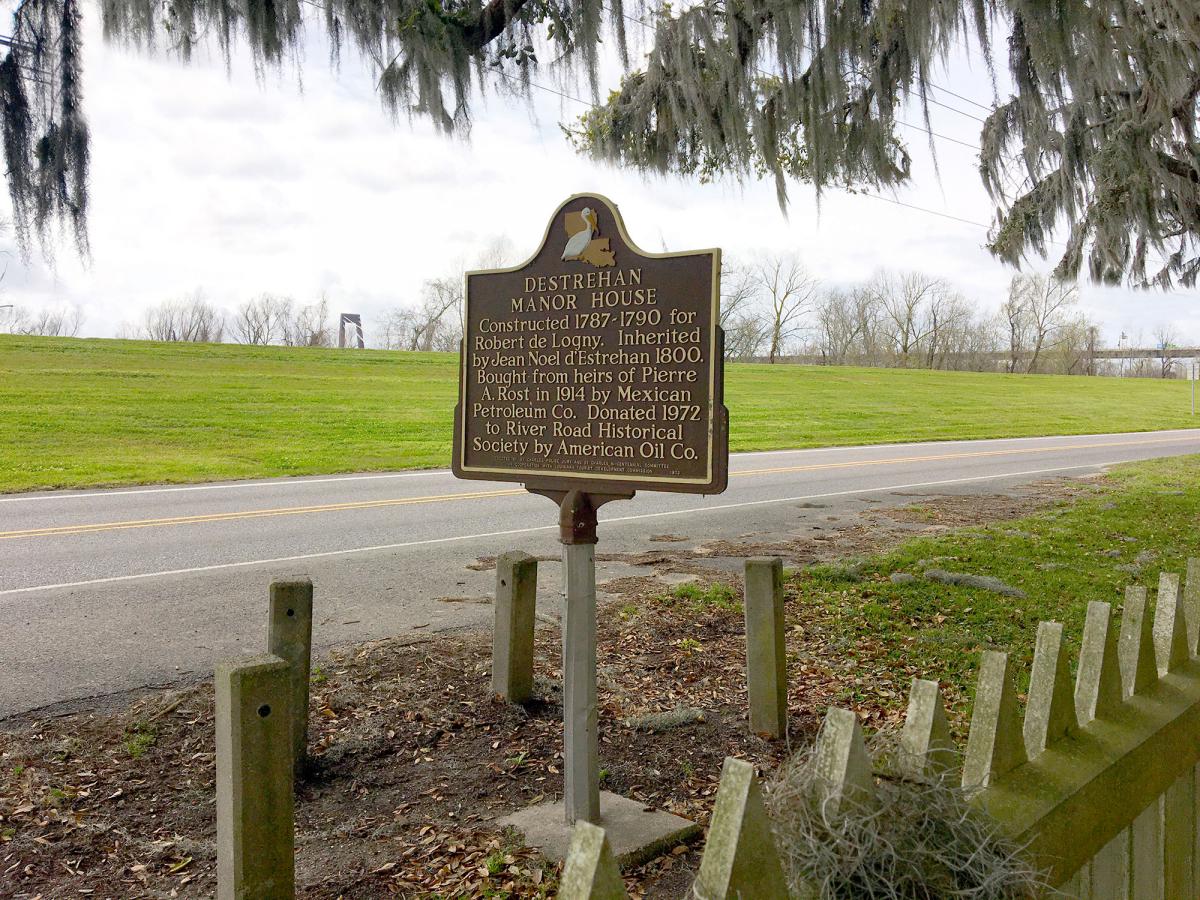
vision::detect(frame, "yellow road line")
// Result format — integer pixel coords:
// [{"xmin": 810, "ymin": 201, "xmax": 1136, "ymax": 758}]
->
[
  {"xmin": 2, "ymin": 434, "xmax": 1196, "ymax": 541},
  {"xmin": 0, "ymin": 488, "xmax": 525, "ymax": 540}
]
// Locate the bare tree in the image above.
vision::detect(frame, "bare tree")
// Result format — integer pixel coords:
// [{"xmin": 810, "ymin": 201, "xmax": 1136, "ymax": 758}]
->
[
  {"xmin": 1, "ymin": 304, "xmax": 28, "ymax": 333},
  {"xmin": 233, "ymin": 294, "xmax": 292, "ymax": 345},
  {"xmin": 752, "ymin": 253, "xmax": 819, "ymax": 363},
  {"xmin": 381, "ymin": 279, "xmax": 462, "ymax": 352},
  {"xmin": 1154, "ymin": 323, "xmax": 1181, "ymax": 379},
  {"xmin": 382, "ymin": 239, "xmax": 516, "ymax": 352},
  {"xmin": 13, "ymin": 303, "xmax": 84, "ymax": 337},
  {"xmin": 475, "ymin": 236, "xmax": 517, "ymax": 270},
  {"xmin": 723, "ymin": 311, "xmax": 771, "ymax": 361},
  {"xmin": 1012, "ymin": 274, "xmax": 1079, "ymax": 373},
  {"xmin": 142, "ymin": 291, "xmax": 225, "ymax": 342},
  {"xmin": 999, "ymin": 282, "xmax": 1031, "ymax": 374},
  {"xmin": 813, "ymin": 287, "xmax": 876, "ymax": 365},
  {"xmin": 286, "ymin": 296, "xmax": 334, "ymax": 347},
  {"xmin": 719, "ymin": 262, "xmax": 757, "ymax": 328},
  {"xmin": 718, "ymin": 260, "xmax": 769, "ymax": 360},
  {"xmin": 870, "ymin": 271, "xmax": 944, "ymax": 367},
  {"xmin": 923, "ymin": 289, "xmax": 973, "ymax": 369}
]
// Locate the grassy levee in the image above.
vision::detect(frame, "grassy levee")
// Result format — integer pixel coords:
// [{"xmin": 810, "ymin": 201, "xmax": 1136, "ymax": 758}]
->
[{"xmin": 2, "ymin": 333, "xmax": 1198, "ymax": 493}]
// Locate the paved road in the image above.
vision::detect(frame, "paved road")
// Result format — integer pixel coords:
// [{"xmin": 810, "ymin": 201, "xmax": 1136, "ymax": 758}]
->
[{"xmin": 3, "ymin": 429, "xmax": 1200, "ymax": 719}]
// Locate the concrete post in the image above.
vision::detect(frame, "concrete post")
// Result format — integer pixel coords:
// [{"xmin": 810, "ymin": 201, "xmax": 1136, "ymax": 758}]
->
[
  {"xmin": 216, "ymin": 654, "xmax": 295, "ymax": 900},
  {"xmin": 563, "ymin": 541, "xmax": 600, "ymax": 824},
  {"xmin": 492, "ymin": 552, "xmax": 538, "ymax": 703},
  {"xmin": 743, "ymin": 557, "xmax": 787, "ymax": 739},
  {"xmin": 269, "ymin": 578, "xmax": 313, "ymax": 777}
]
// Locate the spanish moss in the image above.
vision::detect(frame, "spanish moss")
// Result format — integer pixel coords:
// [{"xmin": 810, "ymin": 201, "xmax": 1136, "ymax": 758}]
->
[
  {"xmin": 3, "ymin": 0, "xmax": 1198, "ymax": 288},
  {"xmin": 571, "ymin": 1, "xmax": 1200, "ymax": 289}
]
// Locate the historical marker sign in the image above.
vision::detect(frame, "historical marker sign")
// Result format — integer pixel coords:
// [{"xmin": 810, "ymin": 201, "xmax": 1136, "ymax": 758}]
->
[{"xmin": 453, "ymin": 193, "xmax": 728, "ymax": 495}]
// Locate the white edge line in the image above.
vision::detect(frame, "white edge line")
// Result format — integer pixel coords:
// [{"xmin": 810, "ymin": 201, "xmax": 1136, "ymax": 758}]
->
[
  {"xmin": 4, "ymin": 429, "xmax": 1200, "ymax": 504},
  {"xmin": 0, "ymin": 462, "xmax": 1105, "ymax": 598}
]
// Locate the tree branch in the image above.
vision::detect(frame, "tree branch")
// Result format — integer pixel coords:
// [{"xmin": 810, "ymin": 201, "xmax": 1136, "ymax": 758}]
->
[{"xmin": 461, "ymin": 0, "xmax": 531, "ymax": 54}]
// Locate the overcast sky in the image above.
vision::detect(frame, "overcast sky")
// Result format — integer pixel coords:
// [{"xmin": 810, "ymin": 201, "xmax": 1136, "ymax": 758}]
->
[{"xmin": 2, "ymin": 7, "xmax": 1197, "ymax": 346}]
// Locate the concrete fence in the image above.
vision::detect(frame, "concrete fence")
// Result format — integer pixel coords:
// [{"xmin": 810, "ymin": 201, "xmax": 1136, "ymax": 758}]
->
[{"xmin": 560, "ymin": 562, "xmax": 1200, "ymax": 899}]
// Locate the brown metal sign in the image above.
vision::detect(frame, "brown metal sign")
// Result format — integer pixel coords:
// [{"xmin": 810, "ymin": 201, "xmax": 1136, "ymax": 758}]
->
[{"xmin": 452, "ymin": 193, "xmax": 728, "ymax": 495}]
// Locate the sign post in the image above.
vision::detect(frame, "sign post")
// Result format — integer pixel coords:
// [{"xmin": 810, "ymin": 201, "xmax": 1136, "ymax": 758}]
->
[{"xmin": 453, "ymin": 193, "xmax": 728, "ymax": 830}]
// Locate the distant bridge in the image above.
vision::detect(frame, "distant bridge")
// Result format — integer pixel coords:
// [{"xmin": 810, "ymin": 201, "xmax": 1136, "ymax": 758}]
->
[
  {"xmin": 1087, "ymin": 347, "xmax": 1200, "ymax": 360},
  {"xmin": 779, "ymin": 348, "xmax": 1200, "ymax": 367}
]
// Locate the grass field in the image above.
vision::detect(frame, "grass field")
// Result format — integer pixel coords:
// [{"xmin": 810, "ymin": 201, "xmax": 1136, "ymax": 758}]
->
[
  {"xmin": 2, "ymin": 334, "xmax": 1198, "ymax": 493},
  {"xmin": 792, "ymin": 453, "xmax": 1200, "ymax": 728}
]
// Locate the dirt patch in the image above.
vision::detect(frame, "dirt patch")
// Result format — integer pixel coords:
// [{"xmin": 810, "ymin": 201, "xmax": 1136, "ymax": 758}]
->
[
  {"xmin": 0, "ymin": 599, "xmax": 796, "ymax": 899},
  {"xmin": 0, "ymin": 476, "xmax": 1098, "ymax": 899},
  {"xmin": 0, "ymin": 561, "xmax": 903, "ymax": 899},
  {"xmin": 871, "ymin": 479, "xmax": 1096, "ymax": 529}
]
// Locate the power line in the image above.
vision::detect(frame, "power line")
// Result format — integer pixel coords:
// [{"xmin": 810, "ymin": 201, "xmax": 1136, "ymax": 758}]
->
[
  {"xmin": 492, "ymin": 67, "xmax": 593, "ymax": 108},
  {"xmin": 292, "ymin": 3, "xmax": 1032, "ymax": 248},
  {"xmin": 924, "ymin": 95, "xmax": 988, "ymax": 123},
  {"xmin": 603, "ymin": 2, "xmax": 994, "ymax": 126},
  {"xmin": 920, "ymin": 79, "xmax": 995, "ymax": 114},
  {"xmin": 502, "ymin": 70, "xmax": 1004, "ymax": 241},
  {"xmin": 897, "ymin": 120, "xmax": 980, "ymax": 152},
  {"xmin": 486, "ymin": 35, "xmax": 1002, "ymax": 241},
  {"xmin": 856, "ymin": 192, "xmax": 993, "ymax": 230}
]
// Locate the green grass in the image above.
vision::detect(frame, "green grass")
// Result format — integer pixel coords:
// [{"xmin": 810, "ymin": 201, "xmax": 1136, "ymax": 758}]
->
[
  {"xmin": 659, "ymin": 581, "xmax": 742, "ymax": 611},
  {"xmin": 2, "ymin": 334, "xmax": 1198, "ymax": 493},
  {"xmin": 794, "ymin": 454, "xmax": 1200, "ymax": 723},
  {"xmin": 123, "ymin": 722, "xmax": 158, "ymax": 759}
]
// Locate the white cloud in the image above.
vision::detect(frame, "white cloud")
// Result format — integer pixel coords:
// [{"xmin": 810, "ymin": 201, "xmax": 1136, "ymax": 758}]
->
[{"xmin": 1, "ymin": 10, "xmax": 1196, "ymax": 346}]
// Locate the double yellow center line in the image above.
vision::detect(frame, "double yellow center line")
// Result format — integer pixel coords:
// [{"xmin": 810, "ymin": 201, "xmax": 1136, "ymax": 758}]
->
[
  {"xmin": 2, "ymin": 434, "xmax": 1195, "ymax": 541},
  {"xmin": 1, "ymin": 488, "xmax": 524, "ymax": 540}
]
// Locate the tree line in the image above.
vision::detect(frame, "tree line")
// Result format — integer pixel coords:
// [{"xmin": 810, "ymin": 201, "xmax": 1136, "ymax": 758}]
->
[
  {"xmin": 119, "ymin": 288, "xmax": 467, "ymax": 351},
  {"xmin": 1, "ymin": 282, "xmax": 469, "ymax": 352},
  {"xmin": 2, "ymin": 248, "xmax": 1192, "ymax": 378},
  {"xmin": 720, "ymin": 255, "xmax": 1190, "ymax": 378}
]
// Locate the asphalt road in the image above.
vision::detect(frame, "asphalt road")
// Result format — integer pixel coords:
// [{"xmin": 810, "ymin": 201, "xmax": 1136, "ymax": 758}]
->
[{"xmin": 3, "ymin": 429, "xmax": 1200, "ymax": 720}]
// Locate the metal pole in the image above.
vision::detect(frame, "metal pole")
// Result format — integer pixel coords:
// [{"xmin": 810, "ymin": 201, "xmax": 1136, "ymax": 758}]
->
[{"xmin": 559, "ymin": 491, "xmax": 600, "ymax": 825}]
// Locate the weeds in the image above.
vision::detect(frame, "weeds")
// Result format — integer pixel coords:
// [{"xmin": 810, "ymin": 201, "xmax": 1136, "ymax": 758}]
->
[
  {"xmin": 658, "ymin": 581, "xmax": 740, "ymax": 612},
  {"xmin": 123, "ymin": 723, "xmax": 157, "ymax": 759}
]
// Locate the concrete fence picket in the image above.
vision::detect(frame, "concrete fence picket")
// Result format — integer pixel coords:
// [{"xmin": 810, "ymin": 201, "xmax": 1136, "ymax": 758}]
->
[
  {"xmin": 693, "ymin": 757, "xmax": 790, "ymax": 900},
  {"xmin": 899, "ymin": 677, "xmax": 955, "ymax": 781},
  {"xmin": 560, "ymin": 558, "xmax": 1200, "ymax": 898},
  {"xmin": 559, "ymin": 821, "xmax": 629, "ymax": 899}
]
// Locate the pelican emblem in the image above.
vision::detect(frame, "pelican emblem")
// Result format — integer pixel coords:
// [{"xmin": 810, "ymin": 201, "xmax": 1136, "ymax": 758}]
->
[
  {"xmin": 560, "ymin": 206, "xmax": 616, "ymax": 267},
  {"xmin": 562, "ymin": 207, "xmax": 597, "ymax": 261}
]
